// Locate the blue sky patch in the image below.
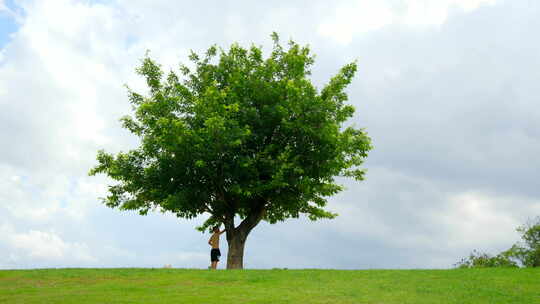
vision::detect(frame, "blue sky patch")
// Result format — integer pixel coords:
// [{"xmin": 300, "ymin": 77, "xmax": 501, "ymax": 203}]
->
[
  {"xmin": 0, "ymin": 0, "xmax": 21, "ymax": 49},
  {"xmin": 0, "ymin": 15, "xmax": 18, "ymax": 48}
]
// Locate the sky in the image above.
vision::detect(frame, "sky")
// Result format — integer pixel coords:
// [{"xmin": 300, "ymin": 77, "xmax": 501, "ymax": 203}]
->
[{"xmin": 1, "ymin": 0, "xmax": 539, "ymax": 270}]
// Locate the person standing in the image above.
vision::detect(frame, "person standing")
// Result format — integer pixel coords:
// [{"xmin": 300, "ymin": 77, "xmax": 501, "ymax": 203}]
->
[{"xmin": 208, "ymin": 225, "xmax": 226, "ymax": 269}]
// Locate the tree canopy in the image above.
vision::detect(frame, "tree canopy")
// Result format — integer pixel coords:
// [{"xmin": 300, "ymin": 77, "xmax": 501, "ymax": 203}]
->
[
  {"xmin": 89, "ymin": 33, "xmax": 372, "ymax": 268},
  {"xmin": 508, "ymin": 218, "xmax": 540, "ymax": 267}
]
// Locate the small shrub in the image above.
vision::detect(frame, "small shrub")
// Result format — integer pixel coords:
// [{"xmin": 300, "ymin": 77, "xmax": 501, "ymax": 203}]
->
[{"xmin": 454, "ymin": 250, "xmax": 518, "ymax": 268}]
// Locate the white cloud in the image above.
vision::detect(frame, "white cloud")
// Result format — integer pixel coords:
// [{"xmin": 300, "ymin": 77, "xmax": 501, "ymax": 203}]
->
[
  {"xmin": 305, "ymin": 166, "xmax": 539, "ymax": 267},
  {"xmin": 0, "ymin": 165, "xmax": 56, "ymax": 222},
  {"xmin": 0, "ymin": 3, "xmax": 123, "ymax": 175},
  {"xmin": 438, "ymin": 191, "xmax": 538, "ymax": 249},
  {"xmin": 0, "ymin": 161, "xmax": 114, "ymax": 224},
  {"xmin": 318, "ymin": 0, "xmax": 498, "ymax": 44},
  {"xmin": 0, "ymin": 224, "xmax": 96, "ymax": 264}
]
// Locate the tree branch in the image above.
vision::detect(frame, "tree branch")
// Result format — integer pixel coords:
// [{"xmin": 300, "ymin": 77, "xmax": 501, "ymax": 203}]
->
[{"xmin": 236, "ymin": 198, "xmax": 267, "ymax": 237}]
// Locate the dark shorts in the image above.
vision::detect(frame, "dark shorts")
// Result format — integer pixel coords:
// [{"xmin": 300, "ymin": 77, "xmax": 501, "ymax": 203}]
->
[{"xmin": 211, "ymin": 248, "xmax": 221, "ymax": 262}]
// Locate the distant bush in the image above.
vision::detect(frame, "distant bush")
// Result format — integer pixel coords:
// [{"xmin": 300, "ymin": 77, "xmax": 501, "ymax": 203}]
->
[
  {"xmin": 455, "ymin": 217, "xmax": 540, "ymax": 268},
  {"xmin": 454, "ymin": 250, "xmax": 518, "ymax": 268}
]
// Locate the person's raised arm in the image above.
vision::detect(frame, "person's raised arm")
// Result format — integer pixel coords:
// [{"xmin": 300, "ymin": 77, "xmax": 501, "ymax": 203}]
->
[{"xmin": 219, "ymin": 229, "xmax": 226, "ymax": 235}]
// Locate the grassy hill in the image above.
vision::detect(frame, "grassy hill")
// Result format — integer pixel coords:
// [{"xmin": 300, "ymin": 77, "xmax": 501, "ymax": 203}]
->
[{"xmin": 0, "ymin": 268, "xmax": 538, "ymax": 303}]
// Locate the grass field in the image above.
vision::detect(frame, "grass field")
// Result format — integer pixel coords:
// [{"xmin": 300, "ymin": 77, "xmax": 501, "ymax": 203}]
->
[{"xmin": 0, "ymin": 268, "xmax": 538, "ymax": 303}]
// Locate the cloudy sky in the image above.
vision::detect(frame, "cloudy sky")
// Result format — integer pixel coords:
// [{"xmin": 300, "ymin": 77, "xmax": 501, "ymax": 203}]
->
[{"xmin": 1, "ymin": 0, "xmax": 539, "ymax": 270}]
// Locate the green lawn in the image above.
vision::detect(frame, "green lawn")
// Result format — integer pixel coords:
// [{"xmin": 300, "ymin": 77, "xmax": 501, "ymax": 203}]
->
[{"xmin": 0, "ymin": 268, "xmax": 538, "ymax": 303}]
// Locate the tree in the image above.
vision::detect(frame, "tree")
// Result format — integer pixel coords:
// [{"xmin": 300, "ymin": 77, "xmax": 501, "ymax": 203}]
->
[
  {"xmin": 88, "ymin": 33, "xmax": 372, "ymax": 269},
  {"xmin": 507, "ymin": 217, "xmax": 540, "ymax": 267}
]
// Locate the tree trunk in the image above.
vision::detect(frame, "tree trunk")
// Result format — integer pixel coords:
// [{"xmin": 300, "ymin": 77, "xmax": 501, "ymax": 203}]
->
[
  {"xmin": 224, "ymin": 204, "xmax": 265, "ymax": 269},
  {"xmin": 226, "ymin": 231, "xmax": 247, "ymax": 269}
]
